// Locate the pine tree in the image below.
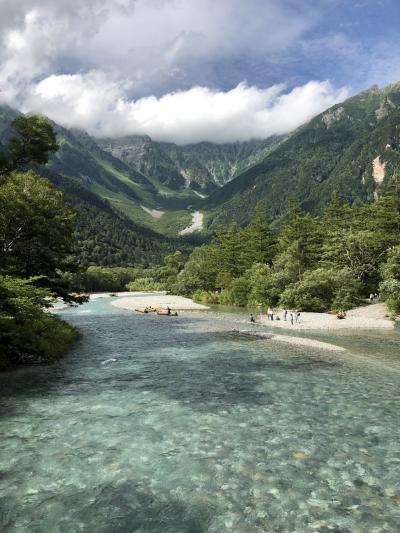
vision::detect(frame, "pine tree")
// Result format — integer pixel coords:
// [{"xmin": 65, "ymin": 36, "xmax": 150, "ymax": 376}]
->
[
  {"xmin": 244, "ymin": 203, "xmax": 277, "ymax": 266},
  {"xmin": 277, "ymin": 198, "xmax": 322, "ymax": 279},
  {"xmin": 320, "ymin": 192, "xmax": 353, "ymax": 268}
]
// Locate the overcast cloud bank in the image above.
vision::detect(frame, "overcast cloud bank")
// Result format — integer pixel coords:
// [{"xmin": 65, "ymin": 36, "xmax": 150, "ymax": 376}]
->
[
  {"xmin": 0, "ymin": 0, "xmax": 368, "ymax": 143},
  {"xmin": 21, "ymin": 74, "xmax": 348, "ymax": 143}
]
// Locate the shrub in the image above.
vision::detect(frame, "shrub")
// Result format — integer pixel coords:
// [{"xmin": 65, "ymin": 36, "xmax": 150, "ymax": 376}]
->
[
  {"xmin": 0, "ymin": 276, "xmax": 80, "ymax": 369},
  {"xmin": 279, "ymin": 268, "xmax": 361, "ymax": 312},
  {"xmin": 380, "ymin": 279, "xmax": 400, "ymax": 317},
  {"xmin": 192, "ymin": 290, "xmax": 221, "ymax": 304},
  {"xmin": 126, "ymin": 278, "xmax": 165, "ymax": 292},
  {"xmin": 220, "ymin": 277, "xmax": 250, "ymax": 307},
  {"xmin": 379, "ymin": 246, "xmax": 400, "ymax": 317}
]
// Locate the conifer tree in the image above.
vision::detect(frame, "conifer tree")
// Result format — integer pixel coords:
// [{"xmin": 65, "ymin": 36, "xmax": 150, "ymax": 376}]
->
[
  {"xmin": 320, "ymin": 192, "xmax": 353, "ymax": 267},
  {"xmin": 244, "ymin": 202, "xmax": 277, "ymax": 266},
  {"xmin": 277, "ymin": 198, "xmax": 322, "ymax": 279}
]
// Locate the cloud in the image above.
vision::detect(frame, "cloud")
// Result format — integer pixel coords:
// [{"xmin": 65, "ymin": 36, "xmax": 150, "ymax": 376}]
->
[
  {"xmin": 22, "ymin": 72, "xmax": 348, "ymax": 144},
  {"xmin": 0, "ymin": 0, "xmax": 355, "ymax": 142},
  {"xmin": 0, "ymin": 0, "xmax": 318, "ymax": 99}
]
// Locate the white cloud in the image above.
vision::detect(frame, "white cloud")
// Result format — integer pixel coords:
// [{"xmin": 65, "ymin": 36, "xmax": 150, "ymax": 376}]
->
[
  {"xmin": 23, "ymin": 72, "xmax": 348, "ymax": 143},
  {"xmin": 0, "ymin": 0, "xmax": 317, "ymax": 100},
  {"xmin": 0, "ymin": 0, "xmax": 349, "ymax": 142}
]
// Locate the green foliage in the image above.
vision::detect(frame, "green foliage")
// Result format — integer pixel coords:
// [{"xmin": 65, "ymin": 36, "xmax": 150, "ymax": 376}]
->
[
  {"xmin": 175, "ymin": 245, "xmax": 219, "ymax": 294},
  {"xmin": 379, "ymin": 245, "xmax": 400, "ymax": 317},
  {"xmin": 0, "ymin": 276, "xmax": 79, "ymax": 369},
  {"xmin": 192, "ymin": 290, "xmax": 221, "ymax": 304},
  {"xmin": 65, "ymin": 266, "xmax": 141, "ymax": 293},
  {"xmin": 0, "ymin": 115, "xmax": 58, "ymax": 178},
  {"xmin": 177, "ymin": 181, "xmax": 400, "ymax": 313},
  {"xmin": 0, "ymin": 171, "xmax": 76, "ymax": 279},
  {"xmin": 279, "ymin": 269, "xmax": 361, "ymax": 312},
  {"xmin": 379, "ymin": 279, "xmax": 400, "ymax": 317},
  {"xmin": 126, "ymin": 277, "xmax": 166, "ymax": 291},
  {"xmin": 0, "ymin": 116, "xmax": 82, "ymax": 369},
  {"xmin": 220, "ymin": 277, "xmax": 251, "ymax": 307},
  {"xmin": 48, "ymin": 172, "xmax": 180, "ymax": 267},
  {"xmin": 242, "ymin": 203, "xmax": 277, "ymax": 266}
]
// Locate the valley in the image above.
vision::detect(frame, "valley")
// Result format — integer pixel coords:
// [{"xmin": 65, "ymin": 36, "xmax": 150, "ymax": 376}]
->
[{"xmin": 2, "ymin": 81, "xmax": 400, "ymax": 266}]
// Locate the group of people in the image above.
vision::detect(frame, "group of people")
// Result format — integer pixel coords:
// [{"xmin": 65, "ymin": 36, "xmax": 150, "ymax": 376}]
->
[
  {"xmin": 369, "ymin": 293, "xmax": 379, "ymax": 303},
  {"xmin": 249, "ymin": 308, "xmax": 301, "ymax": 325},
  {"xmin": 285, "ymin": 309, "xmax": 301, "ymax": 325}
]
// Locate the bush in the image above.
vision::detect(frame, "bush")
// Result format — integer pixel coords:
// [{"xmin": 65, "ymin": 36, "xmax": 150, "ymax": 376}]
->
[
  {"xmin": 220, "ymin": 277, "xmax": 250, "ymax": 306},
  {"xmin": 380, "ymin": 279, "xmax": 400, "ymax": 317},
  {"xmin": 0, "ymin": 276, "xmax": 80, "ymax": 369},
  {"xmin": 279, "ymin": 268, "xmax": 361, "ymax": 312},
  {"xmin": 126, "ymin": 277, "xmax": 165, "ymax": 292},
  {"xmin": 245, "ymin": 263, "xmax": 287, "ymax": 307},
  {"xmin": 192, "ymin": 290, "xmax": 221, "ymax": 304},
  {"xmin": 379, "ymin": 246, "xmax": 400, "ymax": 317}
]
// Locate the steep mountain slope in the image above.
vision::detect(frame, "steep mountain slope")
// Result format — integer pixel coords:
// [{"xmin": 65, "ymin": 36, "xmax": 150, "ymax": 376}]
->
[
  {"xmin": 46, "ymin": 126, "xmax": 199, "ymax": 236},
  {"xmin": 3, "ymin": 80, "xmax": 400, "ymax": 249},
  {"xmin": 0, "ymin": 107, "xmax": 189, "ymax": 264},
  {"xmin": 97, "ymin": 135, "xmax": 187, "ymax": 191},
  {"xmin": 40, "ymin": 169, "xmax": 180, "ymax": 266},
  {"xmin": 207, "ymin": 83, "xmax": 400, "ymax": 227},
  {"xmin": 98, "ymin": 135, "xmax": 281, "ymax": 193}
]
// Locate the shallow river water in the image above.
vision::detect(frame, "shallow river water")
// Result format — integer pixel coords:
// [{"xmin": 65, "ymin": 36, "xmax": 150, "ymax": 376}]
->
[{"xmin": 1, "ymin": 297, "xmax": 400, "ymax": 532}]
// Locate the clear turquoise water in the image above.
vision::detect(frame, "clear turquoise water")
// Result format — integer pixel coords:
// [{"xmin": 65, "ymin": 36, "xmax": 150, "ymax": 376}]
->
[{"xmin": 1, "ymin": 297, "xmax": 400, "ymax": 532}]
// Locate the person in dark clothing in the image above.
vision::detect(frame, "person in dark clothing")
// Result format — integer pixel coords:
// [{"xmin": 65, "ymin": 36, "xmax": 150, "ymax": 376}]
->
[
  {"xmin": 167, "ymin": 306, "xmax": 171, "ymax": 315},
  {"xmin": 250, "ymin": 314, "xmax": 255, "ymax": 323}
]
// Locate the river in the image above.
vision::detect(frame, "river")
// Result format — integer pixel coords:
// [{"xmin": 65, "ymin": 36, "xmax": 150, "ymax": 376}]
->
[{"xmin": 0, "ymin": 297, "xmax": 399, "ymax": 532}]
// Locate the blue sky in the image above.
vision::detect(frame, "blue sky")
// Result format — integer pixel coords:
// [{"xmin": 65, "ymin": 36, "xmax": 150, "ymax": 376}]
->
[
  {"xmin": 0, "ymin": 0, "xmax": 399, "ymax": 142},
  {"xmin": 202, "ymin": 0, "xmax": 400, "ymax": 94}
]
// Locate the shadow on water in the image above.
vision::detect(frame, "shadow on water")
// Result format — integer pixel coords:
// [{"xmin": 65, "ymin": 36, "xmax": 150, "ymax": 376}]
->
[
  {"xmin": 0, "ymin": 315, "xmax": 340, "ymax": 415},
  {"xmin": 2, "ymin": 479, "xmax": 212, "ymax": 533}
]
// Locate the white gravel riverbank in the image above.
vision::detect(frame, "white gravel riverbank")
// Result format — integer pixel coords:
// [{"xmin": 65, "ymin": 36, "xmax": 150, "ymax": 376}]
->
[
  {"xmin": 112, "ymin": 294, "xmax": 209, "ymax": 311},
  {"xmin": 257, "ymin": 304, "xmax": 394, "ymax": 330}
]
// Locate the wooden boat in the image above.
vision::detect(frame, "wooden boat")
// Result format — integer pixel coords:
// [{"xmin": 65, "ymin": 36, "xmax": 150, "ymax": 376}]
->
[
  {"xmin": 135, "ymin": 306, "xmax": 158, "ymax": 314},
  {"xmin": 156, "ymin": 309, "xmax": 178, "ymax": 316}
]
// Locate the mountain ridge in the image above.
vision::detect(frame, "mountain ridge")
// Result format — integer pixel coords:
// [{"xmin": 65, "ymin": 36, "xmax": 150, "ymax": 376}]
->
[{"xmin": 2, "ymin": 81, "xmax": 400, "ymax": 259}]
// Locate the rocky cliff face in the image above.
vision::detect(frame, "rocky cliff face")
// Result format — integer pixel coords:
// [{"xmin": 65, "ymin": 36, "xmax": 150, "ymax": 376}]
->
[{"xmin": 97, "ymin": 135, "xmax": 282, "ymax": 193}]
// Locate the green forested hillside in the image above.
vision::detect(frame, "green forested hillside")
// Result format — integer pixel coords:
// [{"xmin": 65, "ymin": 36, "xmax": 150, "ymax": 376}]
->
[
  {"xmin": 173, "ymin": 179, "xmax": 400, "ymax": 317},
  {"xmin": 0, "ymin": 108, "xmax": 189, "ymax": 265},
  {"xmin": 206, "ymin": 83, "xmax": 400, "ymax": 227},
  {"xmin": 3, "ymin": 81, "xmax": 400, "ymax": 251},
  {"xmin": 41, "ymin": 169, "xmax": 183, "ymax": 267}
]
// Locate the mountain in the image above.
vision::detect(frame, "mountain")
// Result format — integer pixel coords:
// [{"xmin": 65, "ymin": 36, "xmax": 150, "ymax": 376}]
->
[
  {"xmin": 97, "ymin": 135, "xmax": 281, "ymax": 194},
  {"xmin": 3, "ymin": 81, "xmax": 400, "ymax": 262},
  {"xmin": 45, "ymin": 125, "xmax": 203, "ymax": 237},
  {"xmin": 206, "ymin": 82, "xmax": 400, "ymax": 227},
  {"xmin": 40, "ymin": 168, "xmax": 180, "ymax": 267},
  {"xmin": 97, "ymin": 135, "xmax": 187, "ymax": 191},
  {"xmin": 0, "ymin": 106, "xmax": 187, "ymax": 266}
]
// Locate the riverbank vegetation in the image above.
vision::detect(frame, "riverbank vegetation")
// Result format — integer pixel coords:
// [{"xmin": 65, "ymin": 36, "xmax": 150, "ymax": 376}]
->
[
  {"xmin": 65, "ymin": 178, "xmax": 400, "ymax": 319},
  {"xmin": 174, "ymin": 181, "xmax": 400, "ymax": 315},
  {"xmin": 0, "ymin": 116, "xmax": 82, "ymax": 369}
]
